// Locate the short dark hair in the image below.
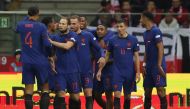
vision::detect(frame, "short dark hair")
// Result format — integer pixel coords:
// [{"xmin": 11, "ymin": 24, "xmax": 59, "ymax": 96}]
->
[
  {"xmin": 28, "ymin": 6, "xmax": 39, "ymax": 16},
  {"xmin": 41, "ymin": 17, "xmax": 53, "ymax": 27},
  {"xmin": 142, "ymin": 11, "xmax": 154, "ymax": 21},
  {"xmin": 97, "ymin": 23, "xmax": 108, "ymax": 29},
  {"xmin": 70, "ymin": 15, "xmax": 80, "ymax": 21},
  {"xmin": 61, "ymin": 16, "xmax": 70, "ymax": 25},
  {"xmin": 116, "ymin": 19, "xmax": 127, "ymax": 26}
]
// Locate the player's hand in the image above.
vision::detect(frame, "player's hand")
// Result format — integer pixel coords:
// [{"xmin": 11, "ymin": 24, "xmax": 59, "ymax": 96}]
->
[
  {"xmin": 158, "ymin": 65, "xmax": 166, "ymax": 78},
  {"xmin": 136, "ymin": 73, "xmax": 140, "ymax": 83},
  {"xmin": 48, "ymin": 38, "xmax": 53, "ymax": 44},
  {"xmin": 96, "ymin": 70, "xmax": 102, "ymax": 81},
  {"xmin": 142, "ymin": 66, "xmax": 146, "ymax": 79},
  {"xmin": 97, "ymin": 57, "xmax": 106, "ymax": 68},
  {"xmin": 48, "ymin": 57, "xmax": 57, "ymax": 74}
]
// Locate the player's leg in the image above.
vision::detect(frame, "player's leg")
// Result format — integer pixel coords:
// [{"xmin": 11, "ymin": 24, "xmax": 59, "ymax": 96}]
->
[
  {"xmin": 113, "ymin": 90, "xmax": 121, "ymax": 109},
  {"xmin": 93, "ymin": 91, "xmax": 106, "ymax": 109},
  {"xmin": 22, "ymin": 63, "xmax": 35, "ymax": 109},
  {"xmin": 104, "ymin": 72, "xmax": 113, "ymax": 109},
  {"xmin": 40, "ymin": 82, "xmax": 50, "ymax": 109},
  {"xmin": 156, "ymin": 87, "xmax": 167, "ymax": 109},
  {"xmin": 69, "ymin": 93, "xmax": 81, "ymax": 109},
  {"xmin": 25, "ymin": 84, "xmax": 34, "ymax": 109},
  {"xmin": 105, "ymin": 91, "xmax": 113, "ymax": 109},
  {"xmin": 67, "ymin": 73, "xmax": 81, "ymax": 109},
  {"xmin": 112, "ymin": 66, "xmax": 122, "ymax": 109},
  {"xmin": 153, "ymin": 67, "xmax": 167, "ymax": 109},
  {"xmin": 53, "ymin": 74, "xmax": 67, "ymax": 109},
  {"xmin": 35, "ymin": 63, "xmax": 51, "ymax": 109},
  {"xmin": 123, "ymin": 76, "xmax": 136, "ymax": 109},
  {"xmin": 143, "ymin": 68, "xmax": 154, "ymax": 109},
  {"xmin": 81, "ymin": 73, "xmax": 94, "ymax": 109},
  {"xmin": 93, "ymin": 75, "xmax": 106, "ymax": 109},
  {"xmin": 123, "ymin": 94, "xmax": 131, "ymax": 109}
]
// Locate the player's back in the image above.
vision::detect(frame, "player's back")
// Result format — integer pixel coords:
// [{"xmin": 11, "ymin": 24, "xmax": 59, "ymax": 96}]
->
[{"xmin": 16, "ymin": 19, "xmax": 51, "ymax": 64}]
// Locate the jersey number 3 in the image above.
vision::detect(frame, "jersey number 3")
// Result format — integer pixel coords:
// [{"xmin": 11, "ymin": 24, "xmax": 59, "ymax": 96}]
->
[{"xmin": 25, "ymin": 32, "xmax": 33, "ymax": 48}]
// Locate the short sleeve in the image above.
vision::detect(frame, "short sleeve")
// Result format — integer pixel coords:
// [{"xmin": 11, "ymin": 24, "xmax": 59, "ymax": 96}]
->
[
  {"xmin": 133, "ymin": 37, "xmax": 140, "ymax": 52},
  {"xmin": 107, "ymin": 38, "xmax": 113, "ymax": 52},
  {"xmin": 68, "ymin": 32, "xmax": 78, "ymax": 44},
  {"xmin": 154, "ymin": 29, "xmax": 163, "ymax": 44}
]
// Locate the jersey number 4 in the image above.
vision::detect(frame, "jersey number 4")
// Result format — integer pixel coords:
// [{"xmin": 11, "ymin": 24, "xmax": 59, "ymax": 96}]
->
[{"xmin": 25, "ymin": 32, "xmax": 33, "ymax": 48}]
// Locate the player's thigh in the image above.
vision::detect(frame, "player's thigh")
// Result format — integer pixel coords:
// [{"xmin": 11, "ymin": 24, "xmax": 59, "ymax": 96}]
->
[
  {"xmin": 102, "ymin": 70, "xmax": 113, "ymax": 92},
  {"xmin": 81, "ymin": 73, "xmax": 93, "ymax": 89},
  {"xmin": 70, "ymin": 93, "xmax": 80, "ymax": 101},
  {"xmin": 54, "ymin": 73, "xmax": 67, "ymax": 92},
  {"xmin": 112, "ymin": 66, "xmax": 123, "ymax": 93},
  {"xmin": 123, "ymin": 77, "xmax": 136, "ymax": 95},
  {"xmin": 66, "ymin": 73, "xmax": 81, "ymax": 94},
  {"xmin": 144, "ymin": 88, "xmax": 153, "ymax": 97},
  {"xmin": 22, "ymin": 63, "xmax": 35, "ymax": 84},
  {"xmin": 152, "ymin": 67, "xmax": 167, "ymax": 87},
  {"xmin": 34, "ymin": 63, "xmax": 51, "ymax": 84},
  {"xmin": 143, "ymin": 68, "xmax": 155, "ymax": 88},
  {"xmin": 93, "ymin": 77, "xmax": 104, "ymax": 94}
]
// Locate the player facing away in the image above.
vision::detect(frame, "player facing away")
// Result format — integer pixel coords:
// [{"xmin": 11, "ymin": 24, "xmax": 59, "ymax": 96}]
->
[
  {"xmin": 93, "ymin": 24, "xmax": 115, "ymax": 109},
  {"xmin": 15, "ymin": 6, "xmax": 52, "ymax": 109},
  {"xmin": 48, "ymin": 17, "xmax": 81, "ymax": 109},
  {"xmin": 140, "ymin": 11, "xmax": 167, "ymax": 109},
  {"xmin": 70, "ymin": 15, "xmax": 106, "ymax": 109},
  {"xmin": 106, "ymin": 20, "xmax": 140, "ymax": 109}
]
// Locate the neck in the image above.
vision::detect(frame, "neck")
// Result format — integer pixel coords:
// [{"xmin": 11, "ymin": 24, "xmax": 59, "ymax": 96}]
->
[
  {"xmin": 119, "ymin": 32, "xmax": 128, "ymax": 38},
  {"xmin": 76, "ymin": 29, "xmax": 82, "ymax": 34},
  {"xmin": 29, "ymin": 16, "xmax": 37, "ymax": 21},
  {"xmin": 48, "ymin": 29, "xmax": 53, "ymax": 34},
  {"xmin": 146, "ymin": 22, "xmax": 154, "ymax": 30}
]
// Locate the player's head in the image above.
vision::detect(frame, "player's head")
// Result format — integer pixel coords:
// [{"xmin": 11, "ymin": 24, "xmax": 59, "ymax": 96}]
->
[
  {"xmin": 140, "ymin": 11, "xmax": 154, "ymax": 27},
  {"xmin": 59, "ymin": 16, "xmax": 69, "ymax": 33},
  {"xmin": 80, "ymin": 16, "xmax": 88, "ymax": 30},
  {"xmin": 70, "ymin": 15, "xmax": 81, "ymax": 32},
  {"xmin": 116, "ymin": 19, "xmax": 127, "ymax": 36},
  {"xmin": 28, "ymin": 6, "xmax": 39, "ymax": 19},
  {"xmin": 41, "ymin": 16, "xmax": 56, "ymax": 33},
  {"xmin": 96, "ymin": 24, "xmax": 107, "ymax": 38},
  {"xmin": 14, "ymin": 49, "xmax": 21, "ymax": 62}
]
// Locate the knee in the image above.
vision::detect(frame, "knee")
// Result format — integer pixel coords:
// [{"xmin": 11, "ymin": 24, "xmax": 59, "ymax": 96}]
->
[
  {"xmin": 114, "ymin": 91, "xmax": 121, "ymax": 98},
  {"xmin": 70, "ymin": 93, "xmax": 80, "ymax": 101},
  {"xmin": 157, "ymin": 88, "xmax": 166, "ymax": 97},
  {"xmin": 84, "ymin": 88, "xmax": 92, "ymax": 96}
]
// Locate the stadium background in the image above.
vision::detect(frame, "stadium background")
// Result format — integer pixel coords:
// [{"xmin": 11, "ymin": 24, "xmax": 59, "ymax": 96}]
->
[{"xmin": 0, "ymin": 0, "xmax": 190, "ymax": 108}]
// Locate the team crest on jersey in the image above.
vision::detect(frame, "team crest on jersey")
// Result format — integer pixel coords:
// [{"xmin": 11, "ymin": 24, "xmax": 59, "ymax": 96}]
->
[
  {"xmin": 127, "ymin": 41, "xmax": 131, "ymax": 47},
  {"xmin": 127, "ymin": 41, "xmax": 132, "ymax": 49},
  {"xmin": 81, "ymin": 37, "xmax": 86, "ymax": 45}
]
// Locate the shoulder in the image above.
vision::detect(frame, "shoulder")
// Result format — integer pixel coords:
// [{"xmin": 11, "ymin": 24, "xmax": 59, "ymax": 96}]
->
[
  {"xmin": 151, "ymin": 26, "xmax": 162, "ymax": 33},
  {"xmin": 128, "ymin": 34, "xmax": 138, "ymax": 42}
]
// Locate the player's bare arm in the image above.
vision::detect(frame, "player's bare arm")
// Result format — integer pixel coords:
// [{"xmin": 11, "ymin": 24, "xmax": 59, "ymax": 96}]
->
[
  {"xmin": 157, "ymin": 41, "xmax": 166, "ymax": 78},
  {"xmin": 134, "ymin": 51, "xmax": 141, "ymax": 83},
  {"xmin": 142, "ymin": 52, "xmax": 147, "ymax": 78},
  {"xmin": 49, "ymin": 39, "xmax": 74, "ymax": 50}
]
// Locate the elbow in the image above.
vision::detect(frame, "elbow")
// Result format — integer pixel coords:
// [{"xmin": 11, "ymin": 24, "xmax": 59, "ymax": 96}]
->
[{"xmin": 64, "ymin": 46, "xmax": 71, "ymax": 50}]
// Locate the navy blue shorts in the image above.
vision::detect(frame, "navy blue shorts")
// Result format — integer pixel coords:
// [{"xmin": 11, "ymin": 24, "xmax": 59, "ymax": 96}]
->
[
  {"xmin": 22, "ymin": 63, "xmax": 51, "ymax": 84},
  {"xmin": 143, "ymin": 66, "xmax": 167, "ymax": 88},
  {"xmin": 112, "ymin": 65, "xmax": 136, "ymax": 95},
  {"xmin": 55, "ymin": 72, "xmax": 81, "ymax": 93},
  {"xmin": 81, "ymin": 73, "xmax": 93, "ymax": 89}
]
